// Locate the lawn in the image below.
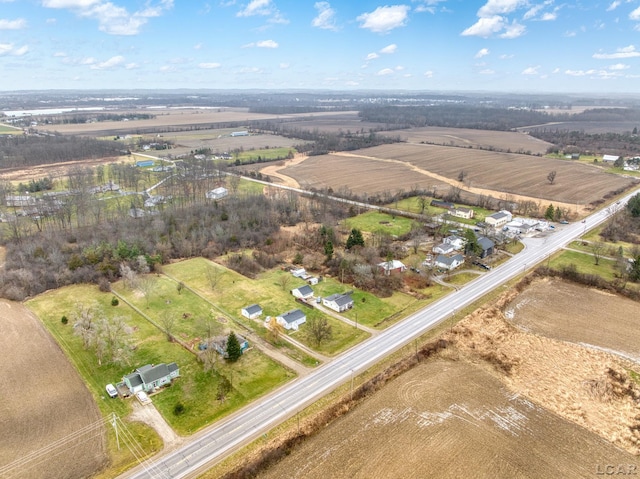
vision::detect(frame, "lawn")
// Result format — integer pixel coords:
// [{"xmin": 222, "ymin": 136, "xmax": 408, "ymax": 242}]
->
[
  {"xmin": 549, "ymin": 250, "xmax": 618, "ymax": 281},
  {"xmin": 0, "ymin": 123, "xmax": 22, "ymax": 134},
  {"xmin": 344, "ymin": 211, "xmax": 417, "ymax": 237},
  {"xmin": 236, "ymin": 147, "xmax": 295, "ymax": 163},
  {"xmin": 445, "ymin": 272, "xmax": 482, "ymax": 286}
]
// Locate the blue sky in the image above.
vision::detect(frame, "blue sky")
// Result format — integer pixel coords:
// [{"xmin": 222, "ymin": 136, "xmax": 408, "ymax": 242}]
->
[{"xmin": 2, "ymin": 0, "xmax": 640, "ymax": 93}]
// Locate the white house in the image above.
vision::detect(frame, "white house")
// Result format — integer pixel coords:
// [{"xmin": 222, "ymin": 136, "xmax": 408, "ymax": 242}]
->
[
  {"xmin": 435, "ymin": 253, "xmax": 465, "ymax": 271},
  {"xmin": 276, "ymin": 309, "xmax": 307, "ymax": 330},
  {"xmin": 378, "ymin": 260, "xmax": 407, "ymax": 275},
  {"xmin": 206, "ymin": 187, "xmax": 228, "ymax": 200},
  {"xmin": 290, "ymin": 267, "xmax": 306, "ymax": 278},
  {"xmin": 451, "ymin": 207, "xmax": 474, "ymax": 219},
  {"xmin": 485, "ymin": 210, "xmax": 512, "ymax": 228},
  {"xmin": 433, "ymin": 243, "xmax": 455, "ymax": 255},
  {"xmin": 602, "ymin": 154, "xmax": 620, "ymax": 163},
  {"xmin": 291, "ymin": 285, "xmax": 314, "ymax": 300},
  {"xmin": 443, "ymin": 235, "xmax": 466, "ymax": 251},
  {"xmin": 123, "ymin": 363, "xmax": 180, "ymax": 394},
  {"xmin": 322, "ymin": 292, "xmax": 354, "ymax": 313},
  {"xmin": 241, "ymin": 304, "xmax": 263, "ymax": 320}
]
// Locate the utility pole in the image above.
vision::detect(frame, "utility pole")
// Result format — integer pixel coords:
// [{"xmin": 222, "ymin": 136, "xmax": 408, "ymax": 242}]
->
[
  {"xmin": 110, "ymin": 413, "xmax": 120, "ymax": 450},
  {"xmin": 350, "ymin": 369, "xmax": 354, "ymax": 401}
]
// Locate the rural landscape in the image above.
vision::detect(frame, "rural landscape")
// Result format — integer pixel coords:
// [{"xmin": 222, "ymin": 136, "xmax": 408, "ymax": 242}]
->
[{"xmin": 1, "ymin": 90, "xmax": 640, "ymax": 479}]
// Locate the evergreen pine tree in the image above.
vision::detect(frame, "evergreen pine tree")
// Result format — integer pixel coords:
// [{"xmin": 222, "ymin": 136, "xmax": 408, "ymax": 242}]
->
[{"xmin": 226, "ymin": 332, "xmax": 242, "ymax": 362}]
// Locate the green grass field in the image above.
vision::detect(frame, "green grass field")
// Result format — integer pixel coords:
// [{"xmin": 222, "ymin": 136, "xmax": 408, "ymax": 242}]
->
[
  {"xmin": 0, "ymin": 123, "xmax": 22, "ymax": 134},
  {"xmin": 549, "ymin": 249, "xmax": 618, "ymax": 281},
  {"xmin": 236, "ymin": 147, "xmax": 294, "ymax": 162},
  {"xmin": 344, "ymin": 211, "xmax": 417, "ymax": 237}
]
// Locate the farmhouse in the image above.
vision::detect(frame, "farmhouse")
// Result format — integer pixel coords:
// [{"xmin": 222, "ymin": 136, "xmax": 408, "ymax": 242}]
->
[
  {"xmin": 123, "ymin": 363, "xmax": 180, "ymax": 394},
  {"xmin": 206, "ymin": 187, "xmax": 228, "ymax": 200},
  {"xmin": 451, "ymin": 207, "xmax": 474, "ymax": 219},
  {"xmin": 485, "ymin": 210, "xmax": 513, "ymax": 228},
  {"xmin": 241, "ymin": 304, "xmax": 263, "ymax": 320},
  {"xmin": 378, "ymin": 260, "xmax": 407, "ymax": 275},
  {"xmin": 291, "ymin": 285, "xmax": 314, "ymax": 300},
  {"xmin": 323, "ymin": 292, "xmax": 354, "ymax": 312},
  {"xmin": 276, "ymin": 309, "xmax": 307, "ymax": 330},
  {"xmin": 435, "ymin": 254, "xmax": 465, "ymax": 271}
]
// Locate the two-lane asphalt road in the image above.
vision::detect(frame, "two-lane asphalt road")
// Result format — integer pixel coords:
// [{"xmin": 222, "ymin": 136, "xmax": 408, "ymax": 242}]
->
[{"xmin": 123, "ymin": 189, "xmax": 640, "ymax": 479}]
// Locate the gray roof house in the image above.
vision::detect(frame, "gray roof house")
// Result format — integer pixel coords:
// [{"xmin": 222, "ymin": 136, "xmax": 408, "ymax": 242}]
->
[
  {"xmin": 322, "ymin": 292, "xmax": 354, "ymax": 313},
  {"xmin": 291, "ymin": 284, "xmax": 314, "ymax": 299},
  {"xmin": 433, "ymin": 243, "xmax": 455, "ymax": 255},
  {"xmin": 435, "ymin": 253, "xmax": 465, "ymax": 271},
  {"xmin": 276, "ymin": 309, "xmax": 307, "ymax": 330},
  {"xmin": 241, "ymin": 304, "xmax": 263, "ymax": 320},
  {"xmin": 123, "ymin": 363, "xmax": 180, "ymax": 394},
  {"xmin": 477, "ymin": 236, "xmax": 495, "ymax": 258},
  {"xmin": 205, "ymin": 334, "xmax": 249, "ymax": 358}
]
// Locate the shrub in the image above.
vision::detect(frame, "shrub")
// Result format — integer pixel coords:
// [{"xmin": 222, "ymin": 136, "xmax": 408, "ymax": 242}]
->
[
  {"xmin": 111, "ymin": 296, "xmax": 119, "ymax": 306},
  {"xmin": 173, "ymin": 402, "xmax": 185, "ymax": 416},
  {"xmin": 61, "ymin": 315, "xmax": 68, "ymax": 325}
]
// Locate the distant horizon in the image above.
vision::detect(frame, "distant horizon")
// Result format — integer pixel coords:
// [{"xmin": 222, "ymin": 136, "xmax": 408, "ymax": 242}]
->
[{"xmin": 2, "ymin": 2, "xmax": 640, "ymax": 93}]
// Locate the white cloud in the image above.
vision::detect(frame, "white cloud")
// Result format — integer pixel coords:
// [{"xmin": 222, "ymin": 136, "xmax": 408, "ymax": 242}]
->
[
  {"xmin": 0, "ymin": 43, "xmax": 28, "ymax": 56},
  {"xmin": 564, "ymin": 69, "xmax": 619, "ymax": 79},
  {"xmin": 461, "ymin": 15, "xmax": 504, "ymax": 37},
  {"xmin": 376, "ymin": 68, "xmax": 395, "ymax": 76},
  {"xmin": 53, "ymin": 51, "xmax": 67, "ymax": 57},
  {"xmin": 194, "ymin": 43, "xmax": 203, "ymax": 50},
  {"xmin": 475, "ymin": 47, "xmax": 490, "ymax": 58},
  {"xmin": 199, "ymin": 62, "xmax": 221, "ymax": 69},
  {"xmin": 159, "ymin": 65, "xmax": 176, "ymax": 72},
  {"xmin": 90, "ymin": 55, "xmax": 125, "ymax": 69},
  {"xmin": 480, "ymin": 69, "xmax": 495, "ymax": 74},
  {"xmin": 80, "ymin": 57, "xmax": 96, "ymax": 65},
  {"xmin": 607, "ymin": 1, "xmax": 621, "ymax": 11},
  {"xmin": 125, "ymin": 62, "xmax": 137, "ymax": 69},
  {"xmin": 366, "ymin": 52, "xmax": 379, "ymax": 60},
  {"xmin": 631, "ymin": 6, "xmax": 640, "ymax": 21},
  {"xmin": 499, "ymin": 53, "xmax": 513, "ymax": 59},
  {"xmin": 312, "ymin": 1, "xmax": 337, "ymax": 30},
  {"xmin": 380, "ymin": 43, "xmax": 397, "ymax": 54},
  {"xmin": 345, "ymin": 80, "xmax": 359, "ymax": 86},
  {"xmin": 423, "ymin": 70, "xmax": 433, "ymax": 78},
  {"xmin": 500, "ymin": 21, "xmax": 525, "ymax": 38},
  {"xmin": 395, "ymin": 65, "xmax": 404, "ymax": 70},
  {"xmin": 279, "ymin": 62, "xmax": 289, "ymax": 69},
  {"xmin": 521, "ymin": 65, "xmax": 539, "ymax": 75},
  {"xmin": 609, "ymin": 63, "xmax": 629, "ymax": 70},
  {"xmin": 540, "ymin": 12, "xmax": 557, "ymax": 21},
  {"xmin": 357, "ymin": 5, "xmax": 410, "ymax": 33},
  {"xmin": 42, "ymin": 0, "xmax": 174, "ymax": 36},
  {"xmin": 237, "ymin": 0, "xmax": 272, "ymax": 17},
  {"xmin": 257, "ymin": 39, "xmax": 278, "ymax": 48},
  {"xmin": 478, "ymin": 0, "xmax": 527, "ymax": 17},
  {"xmin": 593, "ymin": 45, "xmax": 640, "ymax": 59},
  {"xmin": 238, "ymin": 66, "xmax": 262, "ymax": 73},
  {"xmin": 0, "ymin": 18, "xmax": 27, "ymax": 29}
]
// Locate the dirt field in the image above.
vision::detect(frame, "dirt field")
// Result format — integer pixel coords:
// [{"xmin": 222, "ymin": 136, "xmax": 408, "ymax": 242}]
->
[
  {"xmin": 282, "ymin": 143, "xmax": 636, "ymax": 208},
  {"xmin": 394, "ymin": 126, "xmax": 553, "ymax": 155},
  {"xmin": 259, "ymin": 359, "xmax": 638, "ymax": 479},
  {"xmin": 0, "ymin": 300, "xmax": 107, "ymax": 479},
  {"xmin": 0, "ymin": 156, "xmax": 126, "ymax": 182},
  {"xmin": 256, "ymin": 280, "xmax": 640, "ymax": 479},
  {"xmin": 34, "ymin": 108, "xmax": 354, "ymax": 136},
  {"xmin": 506, "ymin": 278, "xmax": 640, "ymax": 362}
]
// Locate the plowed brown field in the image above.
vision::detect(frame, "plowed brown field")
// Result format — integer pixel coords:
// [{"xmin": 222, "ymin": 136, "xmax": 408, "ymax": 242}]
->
[
  {"xmin": 282, "ymin": 143, "xmax": 636, "ymax": 205},
  {"xmin": 0, "ymin": 300, "xmax": 107, "ymax": 479}
]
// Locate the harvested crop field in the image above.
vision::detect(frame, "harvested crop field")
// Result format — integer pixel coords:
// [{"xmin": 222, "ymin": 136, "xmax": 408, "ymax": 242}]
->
[
  {"xmin": 393, "ymin": 126, "xmax": 553, "ymax": 155},
  {"xmin": 505, "ymin": 278, "xmax": 640, "ymax": 362},
  {"xmin": 282, "ymin": 143, "xmax": 636, "ymax": 205},
  {"xmin": 258, "ymin": 359, "xmax": 637, "ymax": 479},
  {"xmin": 277, "ymin": 112, "xmax": 394, "ymax": 135},
  {"xmin": 166, "ymin": 130, "xmax": 299, "ymax": 158},
  {"xmin": 0, "ymin": 300, "xmax": 107, "ymax": 479}
]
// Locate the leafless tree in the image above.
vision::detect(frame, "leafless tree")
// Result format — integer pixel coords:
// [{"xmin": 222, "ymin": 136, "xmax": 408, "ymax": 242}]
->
[
  {"xmin": 206, "ymin": 265, "xmax": 224, "ymax": 291},
  {"xmin": 267, "ymin": 316, "xmax": 285, "ymax": 343},
  {"xmin": 159, "ymin": 310, "xmax": 177, "ymax": 342},
  {"xmin": 137, "ymin": 275, "xmax": 155, "ymax": 308},
  {"xmin": 547, "ymin": 170, "xmax": 557, "ymax": 185},
  {"xmin": 277, "ymin": 272, "xmax": 292, "ymax": 291},
  {"xmin": 307, "ymin": 316, "xmax": 332, "ymax": 347},
  {"xmin": 591, "ymin": 241, "xmax": 605, "ymax": 266}
]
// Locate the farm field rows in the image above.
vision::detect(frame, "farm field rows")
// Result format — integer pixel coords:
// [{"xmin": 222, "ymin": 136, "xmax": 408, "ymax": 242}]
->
[
  {"xmin": 393, "ymin": 125, "xmax": 553, "ymax": 155},
  {"xmin": 257, "ymin": 279, "xmax": 640, "ymax": 478},
  {"xmin": 282, "ymin": 143, "xmax": 636, "ymax": 205},
  {"xmin": 0, "ymin": 299, "xmax": 107, "ymax": 479}
]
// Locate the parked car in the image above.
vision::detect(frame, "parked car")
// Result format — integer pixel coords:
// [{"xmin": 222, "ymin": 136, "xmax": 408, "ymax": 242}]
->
[
  {"xmin": 559, "ymin": 220, "xmax": 569, "ymax": 224},
  {"xmin": 106, "ymin": 383, "xmax": 118, "ymax": 398}
]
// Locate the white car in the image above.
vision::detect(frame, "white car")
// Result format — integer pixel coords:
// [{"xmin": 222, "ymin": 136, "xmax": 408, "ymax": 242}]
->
[{"xmin": 106, "ymin": 383, "xmax": 118, "ymax": 398}]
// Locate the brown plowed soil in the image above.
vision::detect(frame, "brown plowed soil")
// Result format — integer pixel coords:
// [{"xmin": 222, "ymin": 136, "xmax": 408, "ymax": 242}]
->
[{"xmin": 0, "ymin": 300, "xmax": 107, "ymax": 479}]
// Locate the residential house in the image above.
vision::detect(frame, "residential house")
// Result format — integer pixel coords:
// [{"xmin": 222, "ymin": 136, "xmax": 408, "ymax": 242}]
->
[
  {"xmin": 378, "ymin": 260, "xmax": 407, "ymax": 275},
  {"xmin": 433, "ymin": 243, "xmax": 455, "ymax": 255},
  {"xmin": 276, "ymin": 309, "xmax": 307, "ymax": 330},
  {"xmin": 291, "ymin": 285, "xmax": 314, "ymax": 300},
  {"xmin": 290, "ymin": 267, "xmax": 306, "ymax": 278},
  {"xmin": 451, "ymin": 207, "xmax": 474, "ymax": 219},
  {"xmin": 241, "ymin": 304, "xmax": 263, "ymax": 320},
  {"xmin": 323, "ymin": 292, "xmax": 354, "ymax": 313},
  {"xmin": 477, "ymin": 236, "xmax": 495, "ymax": 259},
  {"xmin": 443, "ymin": 235, "xmax": 466, "ymax": 251},
  {"xmin": 485, "ymin": 210, "xmax": 513, "ymax": 228},
  {"xmin": 123, "ymin": 363, "xmax": 180, "ymax": 394},
  {"xmin": 307, "ymin": 277, "xmax": 319, "ymax": 285},
  {"xmin": 435, "ymin": 254, "xmax": 465, "ymax": 271},
  {"xmin": 206, "ymin": 187, "xmax": 228, "ymax": 200},
  {"xmin": 206, "ymin": 334, "xmax": 249, "ymax": 358}
]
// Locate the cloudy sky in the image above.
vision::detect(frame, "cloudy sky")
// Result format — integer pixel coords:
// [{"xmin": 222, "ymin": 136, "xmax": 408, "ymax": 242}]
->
[{"xmin": 2, "ymin": 0, "xmax": 640, "ymax": 93}]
